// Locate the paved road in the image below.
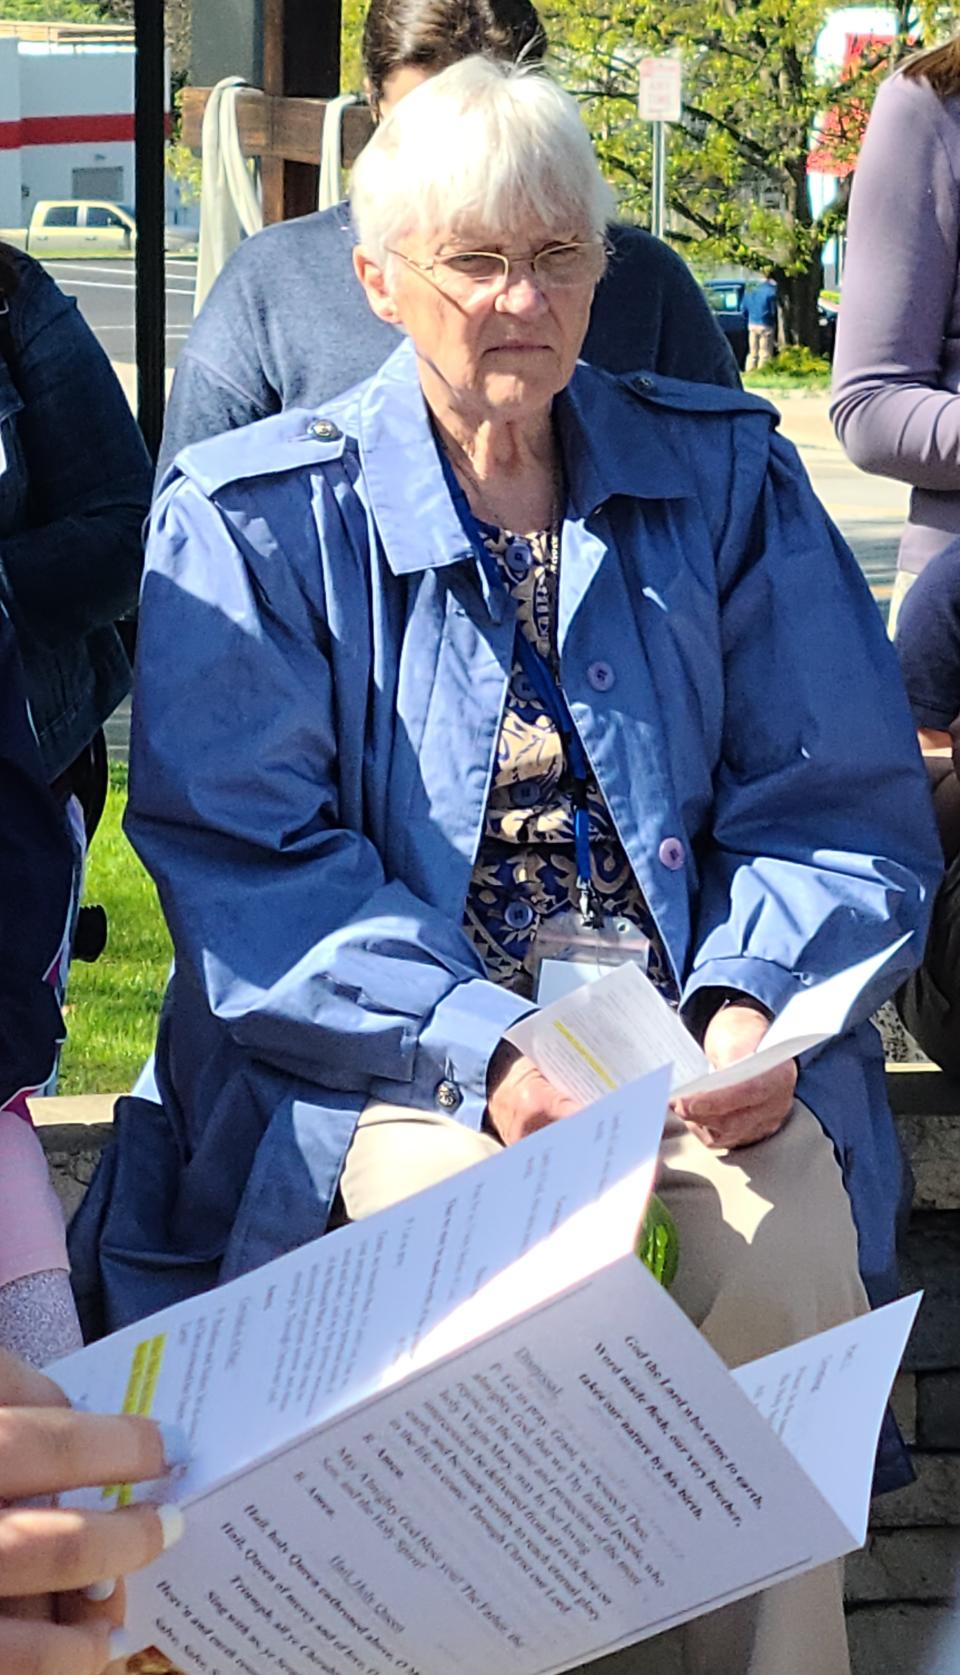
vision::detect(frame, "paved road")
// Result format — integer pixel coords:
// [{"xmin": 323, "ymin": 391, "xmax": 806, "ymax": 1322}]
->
[{"xmin": 41, "ymin": 255, "xmax": 197, "ymax": 370}]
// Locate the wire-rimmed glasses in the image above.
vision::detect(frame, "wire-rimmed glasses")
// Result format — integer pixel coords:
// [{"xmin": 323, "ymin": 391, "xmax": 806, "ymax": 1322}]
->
[{"xmin": 387, "ymin": 239, "xmax": 607, "ymax": 302}]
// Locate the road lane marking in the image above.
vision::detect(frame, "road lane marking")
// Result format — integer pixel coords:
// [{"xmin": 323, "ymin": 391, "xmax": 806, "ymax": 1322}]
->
[{"xmin": 58, "ymin": 278, "xmax": 196, "ymax": 294}]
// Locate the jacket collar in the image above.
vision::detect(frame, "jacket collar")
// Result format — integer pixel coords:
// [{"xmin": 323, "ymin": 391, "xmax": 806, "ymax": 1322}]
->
[{"xmin": 355, "ymin": 338, "xmax": 693, "ymax": 577}]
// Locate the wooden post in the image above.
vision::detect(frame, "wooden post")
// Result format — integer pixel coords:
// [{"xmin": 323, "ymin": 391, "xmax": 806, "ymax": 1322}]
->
[
  {"xmin": 180, "ymin": 2, "xmax": 372, "ymax": 232},
  {"xmin": 261, "ymin": 0, "xmax": 343, "ymax": 223}
]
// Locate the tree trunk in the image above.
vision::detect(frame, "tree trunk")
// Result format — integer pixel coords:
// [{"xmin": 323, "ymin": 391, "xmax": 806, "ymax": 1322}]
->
[{"xmin": 779, "ymin": 259, "xmax": 823, "ymax": 353}]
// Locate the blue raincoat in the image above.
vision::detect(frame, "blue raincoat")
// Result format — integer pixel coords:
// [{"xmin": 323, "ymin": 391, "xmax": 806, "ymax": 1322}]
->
[{"xmin": 71, "ymin": 345, "xmax": 940, "ymax": 1483}]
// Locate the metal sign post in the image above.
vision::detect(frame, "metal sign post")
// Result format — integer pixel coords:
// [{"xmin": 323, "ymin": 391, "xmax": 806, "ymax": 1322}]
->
[{"xmin": 638, "ymin": 57, "xmax": 682, "ymax": 242}]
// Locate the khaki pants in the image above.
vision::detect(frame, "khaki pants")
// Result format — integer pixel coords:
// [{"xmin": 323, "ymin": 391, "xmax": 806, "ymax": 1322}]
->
[
  {"xmin": 747, "ymin": 325, "xmax": 776, "ymax": 370},
  {"xmin": 341, "ymin": 1097, "xmax": 868, "ymax": 1675}
]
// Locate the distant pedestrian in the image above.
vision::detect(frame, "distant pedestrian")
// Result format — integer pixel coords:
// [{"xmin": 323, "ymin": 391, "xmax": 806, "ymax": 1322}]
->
[{"xmin": 745, "ymin": 271, "xmax": 779, "ymax": 369}]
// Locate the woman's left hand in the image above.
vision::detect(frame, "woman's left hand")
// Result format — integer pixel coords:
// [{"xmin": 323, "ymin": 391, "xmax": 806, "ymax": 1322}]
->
[{"xmin": 671, "ymin": 1003, "xmax": 796, "ymax": 1150}]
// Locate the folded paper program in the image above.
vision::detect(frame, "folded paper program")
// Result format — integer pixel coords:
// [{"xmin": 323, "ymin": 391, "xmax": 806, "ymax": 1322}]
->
[
  {"xmin": 506, "ymin": 938, "xmax": 911, "ymax": 1103},
  {"xmin": 52, "ymin": 1054, "xmax": 918, "ymax": 1675}
]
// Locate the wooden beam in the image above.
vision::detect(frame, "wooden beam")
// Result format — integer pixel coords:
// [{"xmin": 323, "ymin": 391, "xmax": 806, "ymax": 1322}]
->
[
  {"xmin": 262, "ymin": 0, "xmax": 342, "ymax": 222},
  {"xmin": 180, "ymin": 87, "xmax": 373, "ymax": 170}
]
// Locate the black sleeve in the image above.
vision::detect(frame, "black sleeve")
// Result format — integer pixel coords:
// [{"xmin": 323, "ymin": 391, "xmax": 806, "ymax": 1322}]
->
[
  {"xmin": 895, "ymin": 542, "xmax": 960, "ymax": 728},
  {"xmin": 0, "ymin": 611, "xmax": 71, "ymax": 1103},
  {"xmin": 585, "ymin": 224, "xmax": 741, "ymax": 388}
]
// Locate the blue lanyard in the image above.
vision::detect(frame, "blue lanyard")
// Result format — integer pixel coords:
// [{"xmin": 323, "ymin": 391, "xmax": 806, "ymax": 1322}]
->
[{"xmin": 437, "ymin": 446, "xmax": 602, "ymax": 925}]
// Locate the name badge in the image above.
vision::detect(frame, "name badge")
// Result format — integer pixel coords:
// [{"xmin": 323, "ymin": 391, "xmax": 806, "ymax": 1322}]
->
[{"xmin": 527, "ymin": 911, "xmax": 650, "ymax": 1005}]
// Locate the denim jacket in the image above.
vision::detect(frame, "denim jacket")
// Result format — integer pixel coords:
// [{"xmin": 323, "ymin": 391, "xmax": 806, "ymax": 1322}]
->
[{"xmin": 0, "ymin": 248, "xmax": 152, "ymax": 780}]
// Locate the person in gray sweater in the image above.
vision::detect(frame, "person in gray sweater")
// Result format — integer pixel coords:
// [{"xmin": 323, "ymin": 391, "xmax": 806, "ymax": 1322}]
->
[
  {"xmin": 832, "ymin": 42, "xmax": 960, "ymax": 631},
  {"xmin": 158, "ymin": 0, "xmax": 738, "ymax": 479}
]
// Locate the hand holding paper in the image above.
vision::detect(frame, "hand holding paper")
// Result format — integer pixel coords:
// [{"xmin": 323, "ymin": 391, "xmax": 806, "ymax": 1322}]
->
[
  {"xmin": 486, "ymin": 1042, "xmax": 581, "ymax": 1145},
  {"xmin": 673, "ymin": 1002, "xmax": 798, "ymax": 1149},
  {"xmin": 506, "ymin": 937, "xmax": 911, "ymax": 1110}
]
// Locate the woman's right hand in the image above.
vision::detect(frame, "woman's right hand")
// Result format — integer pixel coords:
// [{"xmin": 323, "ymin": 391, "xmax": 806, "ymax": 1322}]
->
[
  {"xmin": 486, "ymin": 1042, "xmax": 580, "ymax": 1145},
  {"xmin": 0, "ymin": 1347, "xmax": 185, "ymax": 1674}
]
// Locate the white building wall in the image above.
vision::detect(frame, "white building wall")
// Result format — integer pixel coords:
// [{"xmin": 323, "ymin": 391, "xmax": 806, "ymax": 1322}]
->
[
  {"xmin": 0, "ymin": 40, "xmax": 23, "ymax": 227},
  {"xmin": 20, "ymin": 139, "xmax": 133, "ymax": 215},
  {"xmin": 17, "ymin": 46, "xmax": 134, "ymax": 220}
]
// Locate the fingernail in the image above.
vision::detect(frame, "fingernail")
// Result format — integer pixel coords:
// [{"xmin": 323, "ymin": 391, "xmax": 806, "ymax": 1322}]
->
[
  {"xmin": 158, "ymin": 1503, "xmax": 186, "ymax": 1550},
  {"xmin": 158, "ymin": 1422, "xmax": 192, "ymax": 1474},
  {"xmin": 108, "ymin": 1626, "xmax": 138, "ymax": 1662},
  {"xmin": 84, "ymin": 1577, "xmax": 117, "ymax": 1602}
]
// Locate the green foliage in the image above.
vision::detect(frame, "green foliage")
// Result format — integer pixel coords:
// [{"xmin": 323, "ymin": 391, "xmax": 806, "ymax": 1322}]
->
[
  {"xmin": 341, "ymin": 0, "xmax": 367, "ymax": 93},
  {"xmin": 745, "ymin": 344, "xmax": 831, "ymax": 385},
  {"xmin": 542, "ymin": 0, "xmax": 941, "ymax": 344},
  {"xmin": 166, "ymin": 87, "xmax": 201, "ymax": 202},
  {"xmin": 58, "ymin": 765, "xmax": 172, "ymax": 1096},
  {"xmin": 0, "ymin": 0, "xmax": 103, "ymax": 16}
]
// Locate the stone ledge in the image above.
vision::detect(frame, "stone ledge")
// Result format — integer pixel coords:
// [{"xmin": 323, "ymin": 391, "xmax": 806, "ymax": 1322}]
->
[
  {"xmin": 900, "ymin": 1216, "xmax": 960, "ymax": 1373},
  {"xmin": 917, "ymin": 1372, "xmax": 960, "ymax": 1451},
  {"xmin": 888, "ymin": 1065, "xmax": 960, "ymax": 1210},
  {"xmin": 869, "ymin": 1456, "xmax": 960, "ymax": 1530},
  {"xmin": 891, "ymin": 1373, "xmax": 917, "ymax": 1446},
  {"xmin": 846, "ymin": 1530, "xmax": 960, "ymax": 1604},
  {"xmin": 40, "ymin": 1124, "xmax": 113, "ymax": 1222},
  {"xmin": 847, "ymin": 1604, "xmax": 960, "ymax": 1675}
]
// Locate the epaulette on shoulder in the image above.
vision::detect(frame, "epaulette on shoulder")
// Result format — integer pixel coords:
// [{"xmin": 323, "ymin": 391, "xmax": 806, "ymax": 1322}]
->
[
  {"xmin": 173, "ymin": 408, "xmax": 354, "ymax": 497},
  {"xmin": 619, "ymin": 370, "xmax": 779, "ymax": 422}
]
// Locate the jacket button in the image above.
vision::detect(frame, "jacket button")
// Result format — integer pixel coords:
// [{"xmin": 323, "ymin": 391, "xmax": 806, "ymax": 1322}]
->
[
  {"xmin": 587, "ymin": 660, "xmax": 615, "ymax": 692},
  {"xmin": 504, "ymin": 539, "xmax": 533, "ymax": 580},
  {"xmin": 505, "ymin": 900, "xmax": 535, "ymax": 931},
  {"xmin": 513, "ymin": 781, "xmax": 540, "ymax": 807},
  {"xmin": 436, "ymin": 1079, "xmax": 463, "ymax": 1112},
  {"xmin": 658, "ymin": 836, "xmax": 685, "ymax": 870},
  {"xmin": 308, "ymin": 418, "xmax": 341, "ymax": 441}
]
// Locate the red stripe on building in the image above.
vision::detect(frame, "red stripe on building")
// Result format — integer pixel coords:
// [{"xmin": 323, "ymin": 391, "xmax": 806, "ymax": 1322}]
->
[{"xmin": 0, "ymin": 112, "xmax": 168, "ymax": 150}]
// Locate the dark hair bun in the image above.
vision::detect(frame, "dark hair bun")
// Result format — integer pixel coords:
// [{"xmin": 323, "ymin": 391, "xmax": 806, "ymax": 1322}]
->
[{"xmin": 362, "ymin": 0, "xmax": 547, "ymax": 112}]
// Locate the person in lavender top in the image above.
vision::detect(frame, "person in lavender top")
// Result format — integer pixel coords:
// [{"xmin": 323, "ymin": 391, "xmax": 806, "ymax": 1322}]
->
[{"xmin": 831, "ymin": 40, "xmax": 960, "ymax": 631}]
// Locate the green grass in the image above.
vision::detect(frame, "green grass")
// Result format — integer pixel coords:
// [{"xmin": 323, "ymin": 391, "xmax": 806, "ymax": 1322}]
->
[
  {"xmin": 744, "ymin": 345, "xmax": 832, "ymax": 392},
  {"xmin": 57, "ymin": 762, "xmax": 172, "ymax": 1095}
]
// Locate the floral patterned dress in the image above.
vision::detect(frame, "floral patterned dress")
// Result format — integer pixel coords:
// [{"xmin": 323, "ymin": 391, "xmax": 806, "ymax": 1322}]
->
[{"xmin": 462, "ymin": 525, "xmax": 678, "ymax": 1003}]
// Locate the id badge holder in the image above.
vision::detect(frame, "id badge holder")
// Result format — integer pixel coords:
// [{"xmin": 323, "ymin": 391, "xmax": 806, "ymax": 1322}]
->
[{"xmin": 527, "ymin": 911, "xmax": 650, "ymax": 1006}]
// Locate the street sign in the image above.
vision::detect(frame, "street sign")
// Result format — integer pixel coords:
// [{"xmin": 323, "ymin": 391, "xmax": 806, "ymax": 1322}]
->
[{"xmin": 638, "ymin": 56, "xmax": 682, "ymax": 124}]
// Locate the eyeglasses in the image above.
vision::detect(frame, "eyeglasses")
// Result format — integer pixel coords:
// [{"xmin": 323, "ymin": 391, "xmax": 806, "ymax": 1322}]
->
[{"xmin": 387, "ymin": 239, "xmax": 606, "ymax": 301}]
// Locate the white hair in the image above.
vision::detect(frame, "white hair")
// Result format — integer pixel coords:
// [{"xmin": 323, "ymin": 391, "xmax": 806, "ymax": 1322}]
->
[{"xmin": 350, "ymin": 55, "xmax": 616, "ymax": 261}]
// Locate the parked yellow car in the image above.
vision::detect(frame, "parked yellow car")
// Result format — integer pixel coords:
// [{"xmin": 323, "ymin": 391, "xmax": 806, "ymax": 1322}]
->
[{"xmin": 0, "ymin": 200, "xmax": 195, "ymax": 259}]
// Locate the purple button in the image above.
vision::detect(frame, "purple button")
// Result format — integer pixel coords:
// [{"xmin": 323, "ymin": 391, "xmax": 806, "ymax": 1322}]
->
[
  {"xmin": 587, "ymin": 660, "xmax": 615, "ymax": 693},
  {"xmin": 658, "ymin": 836, "xmax": 685, "ymax": 871}
]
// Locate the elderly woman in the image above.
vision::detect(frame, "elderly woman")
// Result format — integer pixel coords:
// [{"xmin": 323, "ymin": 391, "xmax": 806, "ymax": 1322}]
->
[{"xmin": 73, "ymin": 59, "xmax": 938, "ymax": 1675}]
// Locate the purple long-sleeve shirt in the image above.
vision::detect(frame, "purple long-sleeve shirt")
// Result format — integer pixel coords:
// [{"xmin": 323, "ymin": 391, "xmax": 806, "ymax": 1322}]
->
[{"xmin": 831, "ymin": 68, "xmax": 960, "ymax": 575}]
